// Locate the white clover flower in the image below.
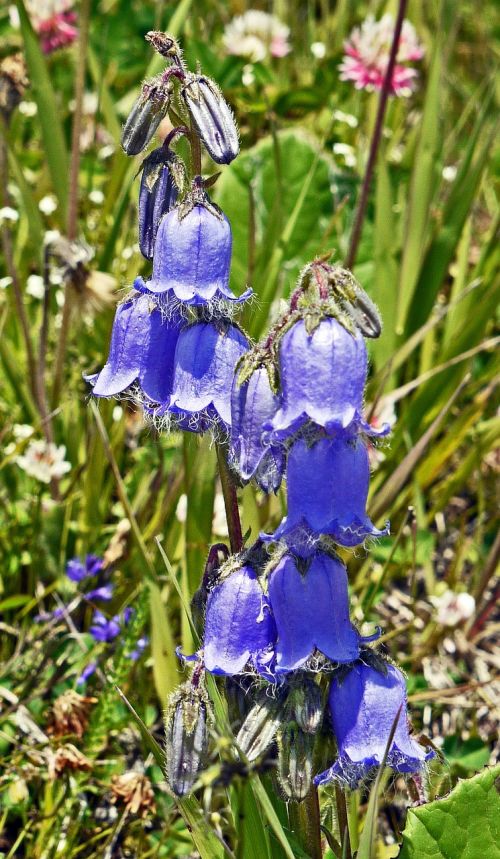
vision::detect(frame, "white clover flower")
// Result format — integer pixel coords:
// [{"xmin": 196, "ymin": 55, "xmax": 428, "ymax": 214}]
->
[
  {"xmin": 26, "ymin": 274, "xmax": 45, "ymax": 299},
  {"xmin": 311, "ymin": 42, "xmax": 326, "ymax": 59},
  {"xmin": 18, "ymin": 101, "xmax": 38, "ymax": 117},
  {"xmin": 223, "ymin": 10, "xmax": 290, "ymax": 63},
  {"xmin": 333, "ymin": 142, "xmax": 357, "ymax": 169},
  {"xmin": 39, "ymin": 195, "xmax": 58, "ymax": 215},
  {"xmin": 13, "ymin": 424, "xmax": 35, "ymax": 440},
  {"xmin": 0, "ymin": 207, "xmax": 19, "ymax": 223},
  {"xmin": 16, "ymin": 440, "xmax": 72, "ymax": 483},
  {"xmin": 433, "ymin": 590, "xmax": 476, "ymax": 627}
]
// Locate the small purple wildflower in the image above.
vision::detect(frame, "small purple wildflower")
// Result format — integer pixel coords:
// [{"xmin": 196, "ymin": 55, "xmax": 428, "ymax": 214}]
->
[
  {"xmin": 85, "ymin": 584, "xmax": 114, "ymax": 602},
  {"xmin": 66, "ymin": 554, "xmax": 103, "ymax": 582},
  {"xmin": 76, "ymin": 661, "xmax": 98, "ymax": 686},
  {"xmin": 89, "ymin": 610, "xmax": 121, "ymax": 643},
  {"xmin": 126, "ymin": 636, "xmax": 149, "ymax": 661}
]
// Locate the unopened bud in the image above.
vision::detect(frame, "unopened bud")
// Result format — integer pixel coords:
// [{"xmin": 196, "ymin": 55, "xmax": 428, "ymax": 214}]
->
[
  {"xmin": 236, "ymin": 690, "xmax": 284, "ymax": 762},
  {"xmin": 278, "ymin": 723, "xmax": 314, "ymax": 802},
  {"xmin": 164, "ymin": 677, "xmax": 209, "ymax": 797},
  {"xmin": 286, "ymin": 678, "xmax": 323, "ymax": 734},
  {"xmin": 138, "ymin": 147, "xmax": 180, "ymax": 259},
  {"xmin": 121, "ymin": 78, "xmax": 170, "ymax": 156},
  {"xmin": 182, "ymin": 75, "xmax": 239, "ymax": 165}
]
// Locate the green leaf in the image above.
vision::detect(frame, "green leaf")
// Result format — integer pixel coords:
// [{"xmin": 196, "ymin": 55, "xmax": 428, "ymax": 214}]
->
[
  {"xmin": 215, "ymin": 129, "xmax": 334, "ymax": 338},
  {"xmin": 398, "ymin": 766, "xmax": 500, "ymax": 859},
  {"xmin": 442, "ymin": 736, "xmax": 491, "ymax": 776},
  {"xmin": 148, "ymin": 581, "xmax": 180, "ymax": 704},
  {"xmin": 16, "ymin": 0, "xmax": 69, "ymax": 222}
]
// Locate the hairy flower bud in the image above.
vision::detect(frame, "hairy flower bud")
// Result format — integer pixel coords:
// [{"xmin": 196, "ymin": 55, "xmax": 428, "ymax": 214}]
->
[
  {"xmin": 236, "ymin": 690, "xmax": 284, "ymax": 761},
  {"xmin": 121, "ymin": 77, "xmax": 171, "ymax": 156},
  {"xmin": 285, "ymin": 678, "xmax": 323, "ymax": 734},
  {"xmin": 164, "ymin": 677, "xmax": 209, "ymax": 796},
  {"xmin": 182, "ymin": 75, "xmax": 239, "ymax": 164},
  {"xmin": 278, "ymin": 723, "xmax": 314, "ymax": 801},
  {"xmin": 138, "ymin": 147, "xmax": 180, "ymax": 259}
]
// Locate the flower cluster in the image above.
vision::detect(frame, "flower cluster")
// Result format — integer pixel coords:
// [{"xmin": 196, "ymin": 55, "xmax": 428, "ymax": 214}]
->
[
  {"xmin": 87, "ymin": 35, "xmax": 250, "ymax": 438},
  {"xmin": 89, "ymin": 33, "xmax": 433, "ymax": 802},
  {"xmin": 193, "ymin": 258, "xmax": 433, "ymax": 794},
  {"xmin": 340, "ymin": 14, "xmax": 424, "ymax": 96}
]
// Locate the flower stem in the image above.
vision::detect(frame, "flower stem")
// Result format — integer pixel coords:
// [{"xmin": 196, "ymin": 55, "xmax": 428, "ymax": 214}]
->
[
  {"xmin": 51, "ymin": 0, "xmax": 91, "ymax": 408},
  {"xmin": 335, "ymin": 784, "xmax": 352, "ymax": 859},
  {"xmin": 215, "ymin": 442, "xmax": 243, "ymax": 554},
  {"xmin": 289, "ymin": 786, "xmax": 323, "ymax": 859},
  {"xmin": 344, "ymin": 0, "xmax": 408, "ymax": 270}
]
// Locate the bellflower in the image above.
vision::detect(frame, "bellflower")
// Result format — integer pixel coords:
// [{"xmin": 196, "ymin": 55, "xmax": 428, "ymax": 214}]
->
[
  {"xmin": 203, "ymin": 564, "xmax": 276, "ymax": 676},
  {"xmin": 165, "ymin": 321, "xmax": 249, "ymax": 432},
  {"xmin": 267, "ymin": 553, "xmax": 361, "ymax": 672},
  {"xmin": 230, "ymin": 365, "xmax": 284, "ymax": 489},
  {"xmin": 87, "ymin": 293, "xmax": 182, "ymax": 404},
  {"xmin": 267, "ymin": 318, "xmax": 368, "ymax": 442},
  {"xmin": 264, "ymin": 435, "xmax": 389, "ymax": 554},
  {"xmin": 138, "ymin": 146, "xmax": 179, "ymax": 260},
  {"xmin": 315, "ymin": 661, "xmax": 433, "ymax": 788},
  {"xmin": 134, "ymin": 201, "xmax": 251, "ymax": 306}
]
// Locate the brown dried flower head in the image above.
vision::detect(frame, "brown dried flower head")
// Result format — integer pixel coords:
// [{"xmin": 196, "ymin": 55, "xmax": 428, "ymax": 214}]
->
[
  {"xmin": 47, "ymin": 690, "xmax": 97, "ymax": 739},
  {"xmin": 0, "ymin": 53, "xmax": 29, "ymax": 121},
  {"xmin": 48, "ymin": 744, "xmax": 92, "ymax": 779},
  {"xmin": 110, "ymin": 771, "xmax": 156, "ymax": 818}
]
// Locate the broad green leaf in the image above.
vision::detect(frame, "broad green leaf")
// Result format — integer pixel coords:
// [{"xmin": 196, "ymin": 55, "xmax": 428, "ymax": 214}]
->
[
  {"xmin": 215, "ymin": 129, "xmax": 334, "ymax": 337},
  {"xmin": 148, "ymin": 580, "xmax": 179, "ymax": 703},
  {"xmin": 16, "ymin": 0, "xmax": 69, "ymax": 222},
  {"xmin": 442, "ymin": 736, "xmax": 491, "ymax": 776},
  {"xmin": 398, "ymin": 766, "xmax": 500, "ymax": 859}
]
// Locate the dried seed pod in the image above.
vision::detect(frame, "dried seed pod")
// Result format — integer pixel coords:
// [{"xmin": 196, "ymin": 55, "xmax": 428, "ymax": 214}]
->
[
  {"xmin": 138, "ymin": 147, "xmax": 180, "ymax": 259},
  {"xmin": 277, "ymin": 723, "xmax": 314, "ymax": 802},
  {"xmin": 121, "ymin": 77, "xmax": 171, "ymax": 156},
  {"xmin": 164, "ymin": 677, "xmax": 209, "ymax": 796},
  {"xmin": 235, "ymin": 690, "xmax": 284, "ymax": 761},
  {"xmin": 182, "ymin": 75, "xmax": 239, "ymax": 165}
]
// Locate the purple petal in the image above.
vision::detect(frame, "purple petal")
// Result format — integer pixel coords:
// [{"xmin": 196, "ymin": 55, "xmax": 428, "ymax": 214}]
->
[
  {"xmin": 169, "ymin": 322, "xmax": 248, "ymax": 429},
  {"xmin": 203, "ymin": 565, "xmax": 277, "ymax": 675},
  {"xmin": 138, "ymin": 147, "xmax": 178, "ymax": 260},
  {"xmin": 76, "ymin": 661, "xmax": 98, "ymax": 685},
  {"xmin": 85, "ymin": 554, "xmax": 104, "ymax": 576},
  {"xmin": 89, "ymin": 610, "xmax": 121, "ymax": 643},
  {"xmin": 85, "ymin": 584, "xmax": 114, "ymax": 602},
  {"xmin": 268, "ymin": 553, "xmax": 360, "ymax": 672},
  {"xmin": 66, "ymin": 558, "xmax": 88, "ymax": 582},
  {"xmin": 268, "ymin": 319, "xmax": 367, "ymax": 440},
  {"xmin": 314, "ymin": 662, "xmax": 433, "ymax": 788}
]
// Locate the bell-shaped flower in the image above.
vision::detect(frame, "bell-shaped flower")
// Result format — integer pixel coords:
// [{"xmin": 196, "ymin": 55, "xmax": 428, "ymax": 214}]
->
[
  {"xmin": 203, "ymin": 564, "xmax": 276, "ymax": 676},
  {"xmin": 230, "ymin": 365, "xmax": 284, "ymax": 490},
  {"xmin": 267, "ymin": 318, "xmax": 367, "ymax": 441},
  {"xmin": 134, "ymin": 202, "xmax": 251, "ymax": 306},
  {"xmin": 264, "ymin": 435, "xmax": 389, "ymax": 553},
  {"xmin": 165, "ymin": 321, "xmax": 249, "ymax": 432},
  {"xmin": 315, "ymin": 662, "xmax": 434, "ymax": 788},
  {"xmin": 267, "ymin": 553, "xmax": 361, "ymax": 672},
  {"xmin": 86, "ymin": 294, "xmax": 183, "ymax": 404},
  {"xmin": 138, "ymin": 146, "xmax": 179, "ymax": 260}
]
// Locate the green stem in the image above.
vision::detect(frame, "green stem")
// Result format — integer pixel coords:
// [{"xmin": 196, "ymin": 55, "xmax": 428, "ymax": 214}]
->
[
  {"xmin": 335, "ymin": 785, "xmax": 352, "ymax": 859},
  {"xmin": 216, "ymin": 443, "xmax": 243, "ymax": 554},
  {"xmin": 289, "ymin": 786, "xmax": 322, "ymax": 859}
]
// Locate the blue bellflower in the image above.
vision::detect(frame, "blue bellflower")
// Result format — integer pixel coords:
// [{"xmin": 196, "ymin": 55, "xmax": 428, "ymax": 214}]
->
[
  {"xmin": 230, "ymin": 366, "xmax": 284, "ymax": 491},
  {"xmin": 315, "ymin": 662, "xmax": 434, "ymax": 788},
  {"xmin": 164, "ymin": 321, "xmax": 249, "ymax": 432},
  {"xmin": 267, "ymin": 553, "xmax": 361, "ymax": 672},
  {"xmin": 203, "ymin": 564, "xmax": 276, "ymax": 676},
  {"xmin": 267, "ymin": 318, "xmax": 368, "ymax": 441},
  {"xmin": 87, "ymin": 294, "xmax": 182, "ymax": 404},
  {"xmin": 264, "ymin": 435, "xmax": 389, "ymax": 554},
  {"xmin": 134, "ymin": 203, "xmax": 251, "ymax": 306}
]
